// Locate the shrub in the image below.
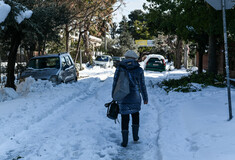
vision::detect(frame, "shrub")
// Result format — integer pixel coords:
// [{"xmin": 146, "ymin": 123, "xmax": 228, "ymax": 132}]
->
[{"xmin": 158, "ymin": 72, "xmax": 226, "ymax": 93}]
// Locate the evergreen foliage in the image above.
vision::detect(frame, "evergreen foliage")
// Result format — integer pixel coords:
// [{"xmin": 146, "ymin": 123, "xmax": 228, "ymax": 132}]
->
[
  {"xmin": 128, "ymin": 10, "xmax": 152, "ymax": 40},
  {"xmin": 145, "ymin": 0, "xmax": 235, "ymax": 73},
  {"xmin": 158, "ymin": 72, "xmax": 226, "ymax": 93},
  {"xmin": 117, "ymin": 16, "xmax": 137, "ymax": 55}
]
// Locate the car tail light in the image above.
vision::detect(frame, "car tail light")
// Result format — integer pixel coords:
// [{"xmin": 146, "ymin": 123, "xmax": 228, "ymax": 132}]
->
[{"xmin": 162, "ymin": 59, "xmax": 166, "ymax": 66}]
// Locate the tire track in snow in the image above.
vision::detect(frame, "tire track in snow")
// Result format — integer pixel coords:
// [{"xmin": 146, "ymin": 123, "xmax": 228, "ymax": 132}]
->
[
  {"xmin": 15, "ymin": 77, "xmax": 162, "ymax": 160},
  {"xmin": 20, "ymin": 77, "xmax": 115, "ymax": 160},
  {"xmin": 0, "ymin": 72, "xmax": 169, "ymax": 160},
  {"xmin": 147, "ymin": 82, "xmax": 167, "ymax": 160},
  {"xmin": 150, "ymin": 81, "xmax": 194, "ymax": 160},
  {"xmin": 0, "ymin": 77, "xmax": 107, "ymax": 160}
]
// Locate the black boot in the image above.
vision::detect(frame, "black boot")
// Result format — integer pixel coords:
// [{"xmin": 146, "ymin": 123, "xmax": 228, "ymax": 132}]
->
[
  {"xmin": 121, "ymin": 130, "xmax": 128, "ymax": 147},
  {"xmin": 132, "ymin": 124, "xmax": 139, "ymax": 142}
]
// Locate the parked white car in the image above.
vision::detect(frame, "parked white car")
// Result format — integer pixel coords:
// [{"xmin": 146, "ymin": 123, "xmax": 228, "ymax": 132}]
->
[{"xmin": 94, "ymin": 55, "xmax": 113, "ymax": 68}]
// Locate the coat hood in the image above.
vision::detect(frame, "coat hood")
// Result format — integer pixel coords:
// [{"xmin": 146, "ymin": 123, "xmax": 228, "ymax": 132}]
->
[
  {"xmin": 119, "ymin": 59, "xmax": 140, "ymax": 70},
  {"xmin": 124, "ymin": 50, "xmax": 139, "ymax": 59}
]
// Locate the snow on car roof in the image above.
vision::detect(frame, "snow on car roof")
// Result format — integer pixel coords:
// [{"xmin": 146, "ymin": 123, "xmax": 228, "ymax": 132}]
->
[
  {"xmin": 31, "ymin": 53, "xmax": 69, "ymax": 59},
  {"xmin": 31, "ymin": 55, "xmax": 59, "ymax": 59},
  {"xmin": 144, "ymin": 54, "xmax": 165, "ymax": 63},
  {"xmin": 97, "ymin": 55, "xmax": 111, "ymax": 57},
  {"xmin": 147, "ymin": 54, "xmax": 164, "ymax": 59}
]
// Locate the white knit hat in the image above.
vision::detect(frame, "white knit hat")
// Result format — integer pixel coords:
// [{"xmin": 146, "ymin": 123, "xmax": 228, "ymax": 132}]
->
[{"xmin": 124, "ymin": 50, "xmax": 139, "ymax": 59}]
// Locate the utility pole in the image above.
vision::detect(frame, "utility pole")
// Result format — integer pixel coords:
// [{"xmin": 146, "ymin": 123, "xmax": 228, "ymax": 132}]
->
[
  {"xmin": 222, "ymin": 0, "xmax": 232, "ymax": 120},
  {"xmin": 205, "ymin": 0, "xmax": 234, "ymax": 120}
]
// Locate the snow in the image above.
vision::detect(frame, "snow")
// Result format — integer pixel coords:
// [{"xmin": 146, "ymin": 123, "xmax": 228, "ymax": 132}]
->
[
  {"xmin": 0, "ymin": 87, "xmax": 18, "ymax": 102},
  {"xmin": 0, "ymin": 1, "xmax": 11, "ymax": 24},
  {"xmin": 15, "ymin": 10, "xmax": 33, "ymax": 24},
  {"xmin": 0, "ymin": 66, "xmax": 235, "ymax": 160}
]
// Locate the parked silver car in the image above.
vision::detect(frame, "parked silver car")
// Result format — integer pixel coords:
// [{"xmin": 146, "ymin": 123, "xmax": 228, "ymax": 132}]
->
[{"xmin": 20, "ymin": 52, "xmax": 79, "ymax": 84}]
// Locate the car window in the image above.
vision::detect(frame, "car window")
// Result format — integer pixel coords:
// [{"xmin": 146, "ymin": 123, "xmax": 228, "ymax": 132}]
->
[
  {"xmin": 148, "ymin": 58, "xmax": 161, "ymax": 63},
  {"xmin": 61, "ymin": 57, "xmax": 67, "ymax": 68},
  {"xmin": 113, "ymin": 57, "xmax": 121, "ymax": 61},
  {"xmin": 28, "ymin": 57, "xmax": 60, "ymax": 69},
  {"xmin": 65, "ymin": 56, "xmax": 72, "ymax": 66},
  {"xmin": 95, "ymin": 56, "xmax": 108, "ymax": 62},
  {"xmin": 47, "ymin": 58, "xmax": 60, "ymax": 68}
]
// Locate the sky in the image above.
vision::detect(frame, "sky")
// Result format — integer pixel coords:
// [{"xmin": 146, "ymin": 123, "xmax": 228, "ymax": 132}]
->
[{"xmin": 112, "ymin": 0, "xmax": 149, "ymax": 23}]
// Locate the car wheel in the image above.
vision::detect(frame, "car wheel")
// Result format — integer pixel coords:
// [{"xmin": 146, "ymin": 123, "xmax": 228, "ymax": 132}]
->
[{"xmin": 74, "ymin": 74, "xmax": 78, "ymax": 82}]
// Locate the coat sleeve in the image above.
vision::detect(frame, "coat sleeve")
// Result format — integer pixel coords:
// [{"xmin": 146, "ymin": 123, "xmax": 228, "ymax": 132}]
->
[
  {"xmin": 139, "ymin": 69, "xmax": 148, "ymax": 102},
  {"xmin": 111, "ymin": 66, "xmax": 120, "ymax": 98}
]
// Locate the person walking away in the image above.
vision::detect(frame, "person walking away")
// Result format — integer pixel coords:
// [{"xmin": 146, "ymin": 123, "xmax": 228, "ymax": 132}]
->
[{"xmin": 112, "ymin": 50, "xmax": 148, "ymax": 147}]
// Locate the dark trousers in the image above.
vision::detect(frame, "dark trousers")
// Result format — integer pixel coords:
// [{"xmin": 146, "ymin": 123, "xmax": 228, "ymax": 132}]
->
[{"xmin": 121, "ymin": 112, "xmax": 139, "ymax": 131}]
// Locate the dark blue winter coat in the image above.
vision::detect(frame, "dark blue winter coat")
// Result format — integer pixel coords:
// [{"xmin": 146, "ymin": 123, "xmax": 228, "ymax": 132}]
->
[{"xmin": 112, "ymin": 59, "xmax": 148, "ymax": 115}]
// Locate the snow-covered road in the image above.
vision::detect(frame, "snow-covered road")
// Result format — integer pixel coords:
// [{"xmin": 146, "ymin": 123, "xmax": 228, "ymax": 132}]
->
[
  {"xmin": 0, "ymin": 77, "xmax": 109, "ymax": 159},
  {"xmin": 0, "ymin": 67, "xmax": 162, "ymax": 160},
  {"xmin": 1, "ymin": 67, "xmax": 235, "ymax": 160}
]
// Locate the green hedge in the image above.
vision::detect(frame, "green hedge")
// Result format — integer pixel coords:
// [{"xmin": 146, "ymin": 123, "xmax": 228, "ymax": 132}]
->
[{"xmin": 158, "ymin": 72, "xmax": 226, "ymax": 93}]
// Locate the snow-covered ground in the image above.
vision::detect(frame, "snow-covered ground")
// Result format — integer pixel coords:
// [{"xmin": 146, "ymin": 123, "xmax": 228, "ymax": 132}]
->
[{"xmin": 0, "ymin": 66, "xmax": 235, "ymax": 160}]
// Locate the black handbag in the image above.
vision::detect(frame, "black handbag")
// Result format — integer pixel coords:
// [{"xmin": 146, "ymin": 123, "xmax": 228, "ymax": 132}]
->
[{"xmin": 105, "ymin": 100, "xmax": 119, "ymax": 120}]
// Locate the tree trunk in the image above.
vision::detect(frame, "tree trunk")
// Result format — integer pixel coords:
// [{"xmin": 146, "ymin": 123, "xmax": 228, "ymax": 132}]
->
[
  {"xmin": 84, "ymin": 31, "xmax": 89, "ymax": 54},
  {"xmin": 174, "ymin": 38, "xmax": 183, "ymax": 69},
  {"xmin": 38, "ymin": 42, "xmax": 42, "ymax": 56},
  {"xmin": 75, "ymin": 32, "xmax": 82, "ymax": 63},
  {"xmin": 184, "ymin": 44, "xmax": 189, "ymax": 69},
  {"xmin": 65, "ymin": 24, "xmax": 70, "ymax": 52},
  {"xmin": 208, "ymin": 34, "xmax": 217, "ymax": 74},
  {"xmin": 79, "ymin": 49, "xmax": 83, "ymax": 70},
  {"xmin": 198, "ymin": 50, "xmax": 203, "ymax": 74},
  {"xmin": 0, "ymin": 53, "xmax": 2, "ymax": 84},
  {"xmin": 42, "ymin": 39, "xmax": 47, "ymax": 55},
  {"xmin": 197, "ymin": 42, "xmax": 206, "ymax": 74},
  {"xmin": 83, "ymin": 31, "xmax": 92, "ymax": 64},
  {"xmin": 28, "ymin": 43, "xmax": 35, "ymax": 62},
  {"xmin": 5, "ymin": 34, "xmax": 21, "ymax": 90},
  {"xmin": 104, "ymin": 30, "xmax": 107, "ymax": 53},
  {"xmin": 198, "ymin": 52, "xmax": 203, "ymax": 74}
]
